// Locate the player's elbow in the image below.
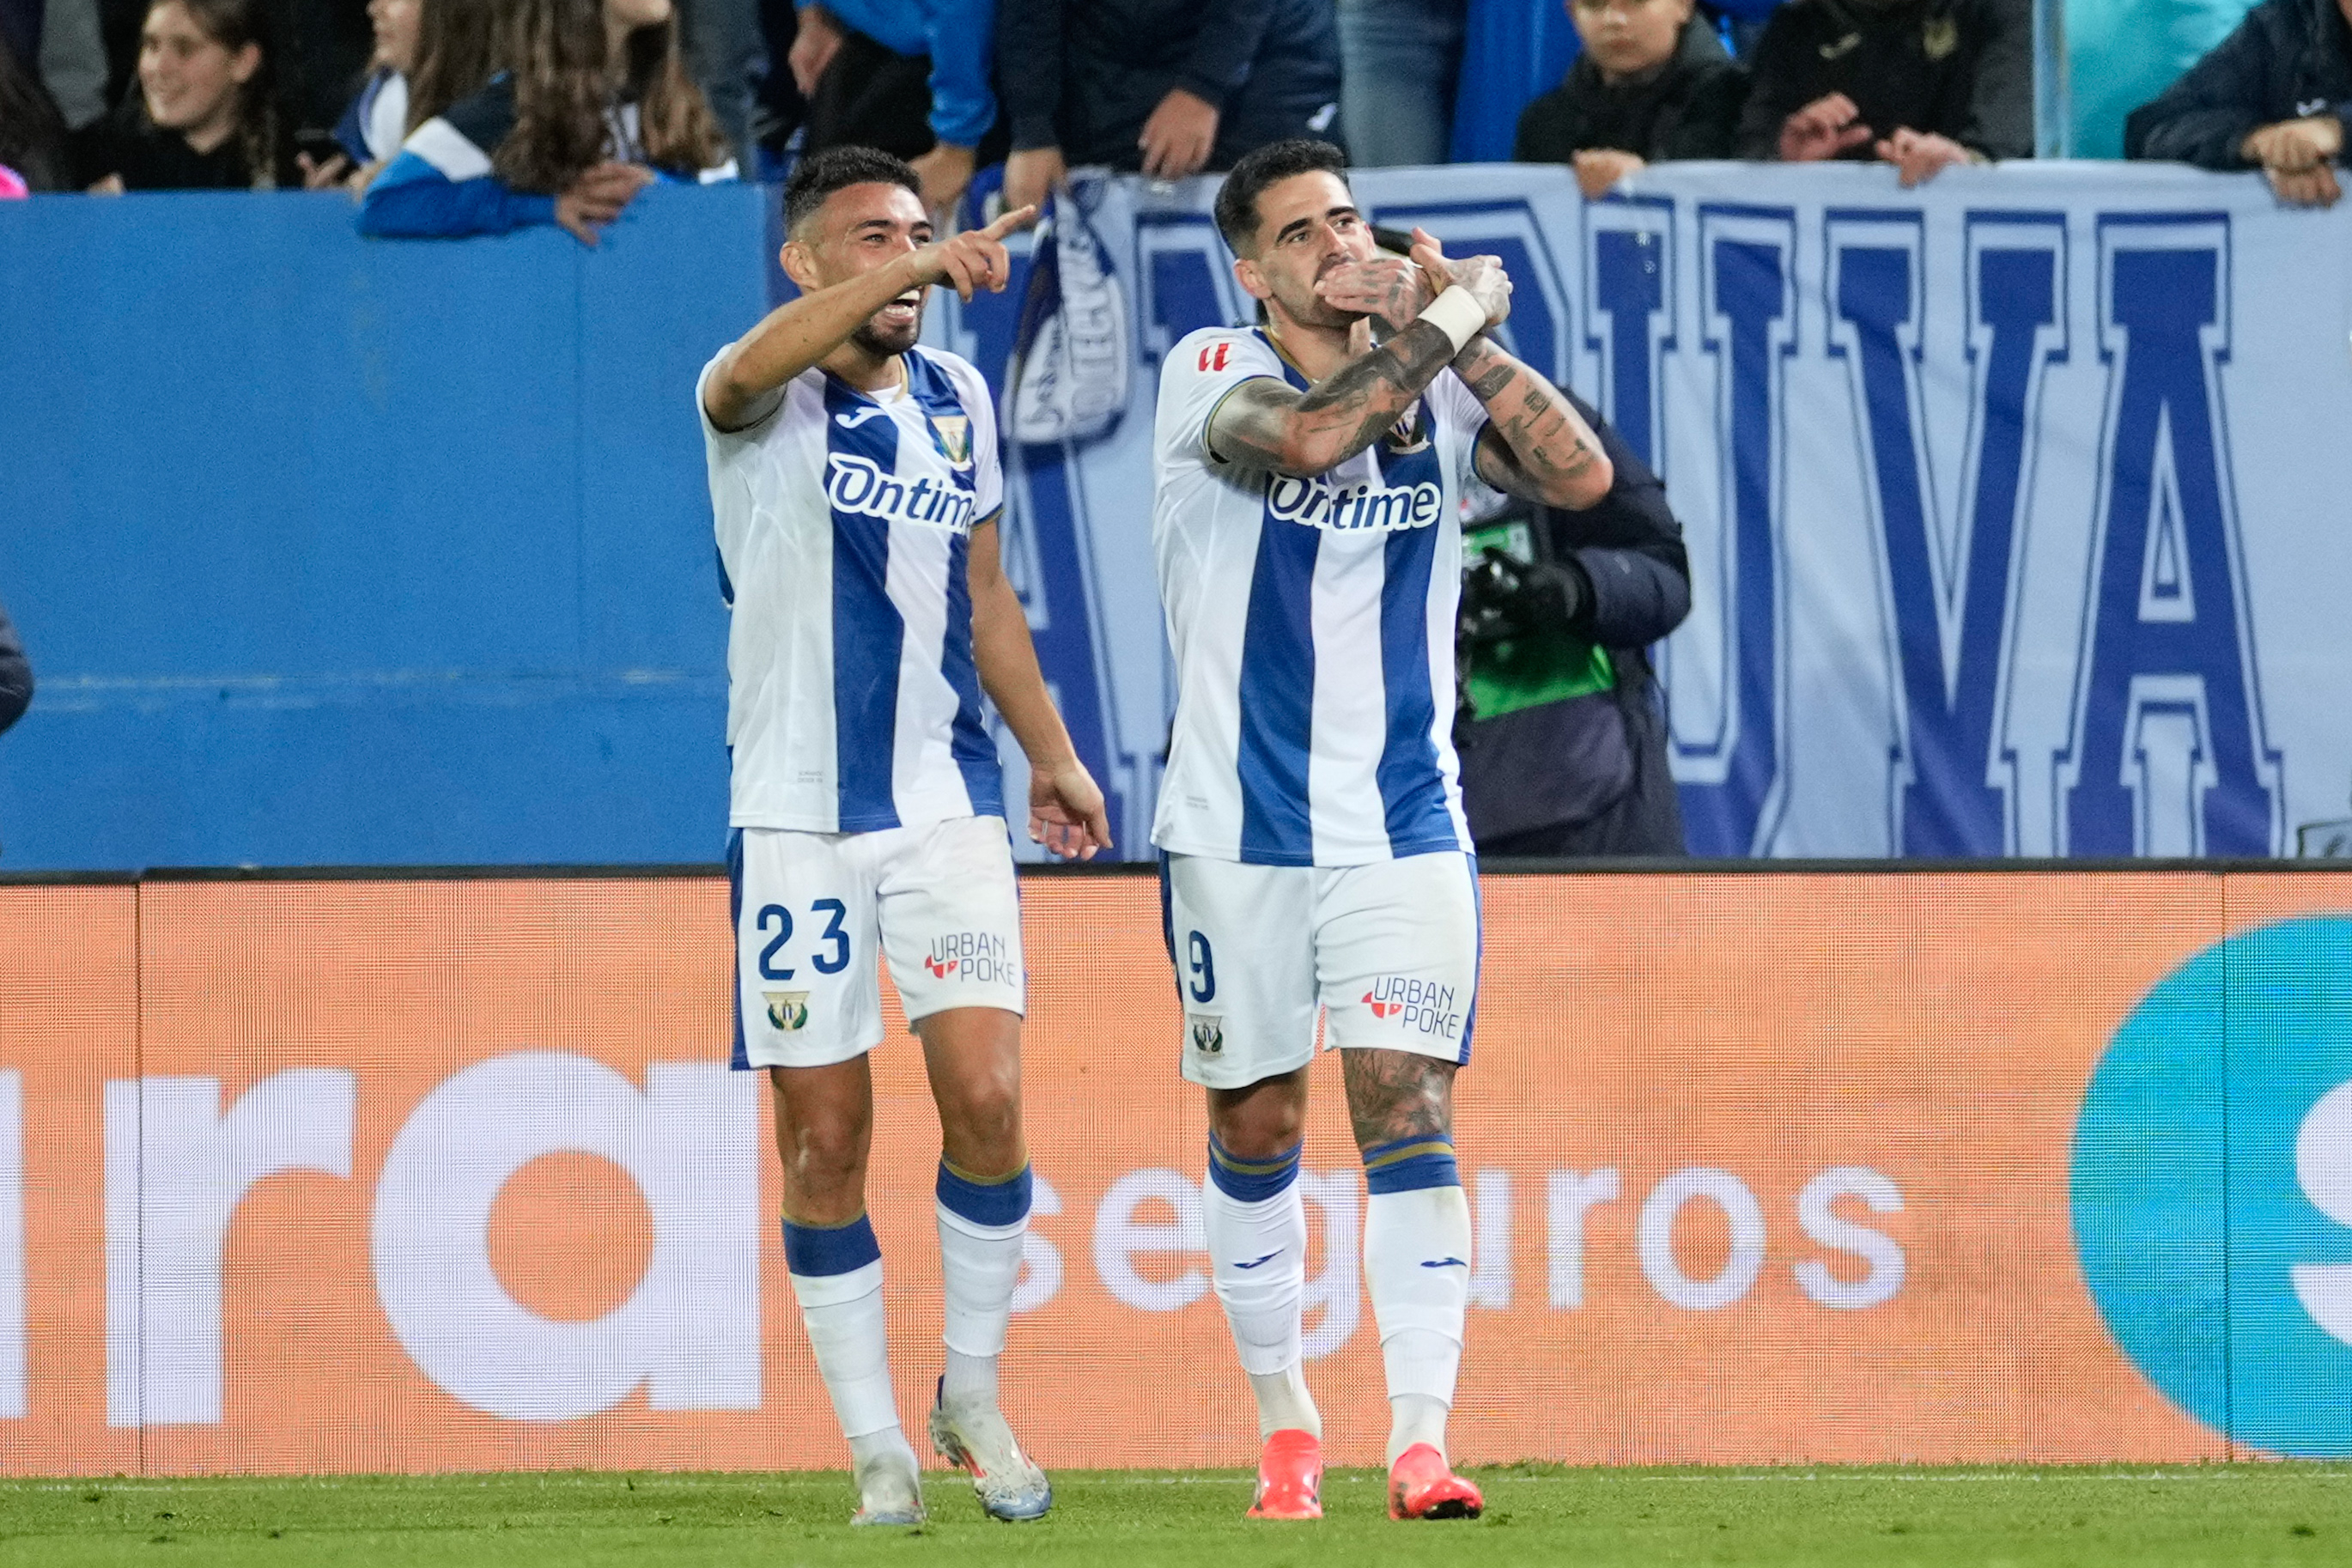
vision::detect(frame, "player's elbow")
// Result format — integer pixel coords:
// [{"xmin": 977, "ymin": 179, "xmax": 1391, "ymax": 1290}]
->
[{"xmin": 1547, "ymin": 452, "xmax": 1614, "ymax": 511}]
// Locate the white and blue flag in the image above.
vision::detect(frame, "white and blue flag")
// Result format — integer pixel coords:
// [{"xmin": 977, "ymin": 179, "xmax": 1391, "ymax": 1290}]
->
[
  {"xmin": 699, "ymin": 345, "xmax": 1005, "ymax": 835},
  {"xmin": 1151, "ymin": 326, "xmax": 1488, "ymax": 866}
]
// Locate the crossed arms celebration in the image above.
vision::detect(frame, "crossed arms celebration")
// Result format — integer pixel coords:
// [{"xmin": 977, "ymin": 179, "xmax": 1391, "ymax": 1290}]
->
[{"xmin": 1206, "ymin": 231, "xmax": 1614, "ymax": 510}]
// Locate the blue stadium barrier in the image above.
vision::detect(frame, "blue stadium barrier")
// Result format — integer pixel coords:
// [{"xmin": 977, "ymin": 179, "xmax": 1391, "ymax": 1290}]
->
[{"xmin": 0, "ymin": 186, "xmax": 768, "ymax": 869}]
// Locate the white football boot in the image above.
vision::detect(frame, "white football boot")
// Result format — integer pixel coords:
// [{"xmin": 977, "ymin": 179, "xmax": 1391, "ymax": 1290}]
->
[
  {"xmin": 927, "ymin": 1377, "xmax": 1053, "ymax": 1522},
  {"xmin": 848, "ymin": 1443, "xmax": 926, "ymax": 1528}
]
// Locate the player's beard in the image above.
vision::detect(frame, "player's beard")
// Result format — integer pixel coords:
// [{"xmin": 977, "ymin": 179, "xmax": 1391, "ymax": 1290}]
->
[
  {"xmin": 1272, "ymin": 280, "xmax": 1360, "ymax": 333},
  {"xmin": 852, "ymin": 307, "xmax": 922, "ymax": 360}
]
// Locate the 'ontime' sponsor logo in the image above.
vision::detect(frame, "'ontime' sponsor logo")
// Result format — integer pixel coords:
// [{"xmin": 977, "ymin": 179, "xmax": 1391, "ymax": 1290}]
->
[
  {"xmin": 1266, "ymin": 474, "xmax": 1443, "ymax": 533},
  {"xmin": 826, "ymin": 453, "xmax": 977, "ymax": 534}
]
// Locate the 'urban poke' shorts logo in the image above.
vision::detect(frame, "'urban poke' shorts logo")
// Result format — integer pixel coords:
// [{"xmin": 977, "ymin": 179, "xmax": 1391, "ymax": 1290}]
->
[
  {"xmin": 1362, "ymin": 977, "xmax": 1462, "ymax": 1039},
  {"xmin": 763, "ymin": 990, "xmax": 810, "ymax": 1031},
  {"xmin": 923, "ymin": 931, "xmax": 1016, "ymax": 986},
  {"xmin": 2073, "ymin": 916, "xmax": 2352, "ymax": 1456}
]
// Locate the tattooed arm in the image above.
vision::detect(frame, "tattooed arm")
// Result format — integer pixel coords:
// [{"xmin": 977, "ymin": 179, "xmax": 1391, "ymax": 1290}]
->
[
  {"xmin": 1205, "ymin": 247, "xmax": 1507, "ymax": 477},
  {"xmin": 1205, "ymin": 320, "xmax": 1462, "ymax": 477},
  {"xmin": 1452, "ymin": 335, "xmax": 1614, "ymax": 510}
]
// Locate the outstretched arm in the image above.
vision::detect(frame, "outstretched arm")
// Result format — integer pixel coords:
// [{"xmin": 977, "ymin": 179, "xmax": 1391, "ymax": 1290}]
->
[
  {"xmin": 702, "ymin": 204, "xmax": 1038, "ymax": 431},
  {"xmin": 968, "ymin": 520, "xmax": 1111, "ymax": 860},
  {"xmin": 1206, "ymin": 258, "xmax": 1504, "ymax": 476}
]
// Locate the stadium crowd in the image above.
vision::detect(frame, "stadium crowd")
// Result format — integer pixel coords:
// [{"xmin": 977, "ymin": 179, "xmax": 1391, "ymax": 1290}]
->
[{"xmin": 3, "ymin": 0, "xmax": 2351, "ymax": 216}]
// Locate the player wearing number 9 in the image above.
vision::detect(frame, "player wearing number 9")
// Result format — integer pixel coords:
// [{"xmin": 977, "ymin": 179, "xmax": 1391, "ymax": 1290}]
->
[
  {"xmin": 1152, "ymin": 138, "xmax": 1613, "ymax": 1524},
  {"xmin": 697, "ymin": 147, "xmax": 1111, "ymax": 1528}
]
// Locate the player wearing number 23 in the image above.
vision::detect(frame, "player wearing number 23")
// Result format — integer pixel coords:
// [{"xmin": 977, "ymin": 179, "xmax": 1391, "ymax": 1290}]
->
[
  {"xmin": 1151, "ymin": 138, "xmax": 1614, "ymax": 1523},
  {"xmin": 698, "ymin": 147, "xmax": 1110, "ymax": 1528}
]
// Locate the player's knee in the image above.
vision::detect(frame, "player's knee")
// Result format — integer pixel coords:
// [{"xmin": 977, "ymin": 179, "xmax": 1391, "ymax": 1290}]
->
[
  {"xmin": 1206, "ymin": 1085, "xmax": 1306, "ymax": 1160},
  {"xmin": 939, "ymin": 1067, "xmax": 1022, "ymax": 1166},
  {"xmin": 783, "ymin": 1115, "xmax": 869, "ymax": 1200}
]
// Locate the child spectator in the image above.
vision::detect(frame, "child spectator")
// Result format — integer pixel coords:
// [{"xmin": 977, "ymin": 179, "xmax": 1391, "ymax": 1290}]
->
[
  {"xmin": 359, "ymin": 0, "xmax": 732, "ymax": 242},
  {"xmin": 333, "ymin": 0, "xmax": 421, "ymax": 168},
  {"xmin": 0, "ymin": 27, "xmax": 70, "ymax": 189},
  {"xmin": 76, "ymin": 0, "xmax": 339, "ymax": 188},
  {"xmin": 1735, "ymin": 0, "xmax": 2030, "ymax": 185},
  {"xmin": 2124, "ymin": 0, "xmax": 2352, "ymax": 208},
  {"xmin": 1515, "ymin": 0, "xmax": 1747, "ymax": 198}
]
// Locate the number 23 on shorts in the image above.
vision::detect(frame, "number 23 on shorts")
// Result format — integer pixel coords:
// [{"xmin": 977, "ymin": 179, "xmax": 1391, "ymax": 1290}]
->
[{"xmin": 755, "ymin": 898, "xmax": 854, "ymax": 980}]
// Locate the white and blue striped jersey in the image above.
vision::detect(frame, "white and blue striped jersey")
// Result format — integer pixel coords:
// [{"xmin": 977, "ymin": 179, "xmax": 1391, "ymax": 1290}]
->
[
  {"xmin": 698, "ymin": 345, "xmax": 1005, "ymax": 835},
  {"xmin": 1152, "ymin": 326, "xmax": 1489, "ymax": 866}
]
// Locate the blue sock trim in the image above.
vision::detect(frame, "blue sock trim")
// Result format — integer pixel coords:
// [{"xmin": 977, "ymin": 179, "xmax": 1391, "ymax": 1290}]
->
[
  {"xmin": 1207, "ymin": 1133, "xmax": 1303, "ymax": 1202},
  {"xmin": 935, "ymin": 1159, "xmax": 1033, "ymax": 1227},
  {"xmin": 782, "ymin": 1212, "xmax": 882, "ymax": 1276},
  {"xmin": 1361, "ymin": 1133, "xmax": 1461, "ymax": 1195}
]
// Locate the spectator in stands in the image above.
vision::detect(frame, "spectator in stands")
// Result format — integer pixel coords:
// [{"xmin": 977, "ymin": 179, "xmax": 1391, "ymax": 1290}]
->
[
  {"xmin": 76, "ymin": 0, "xmax": 338, "ymax": 188},
  {"xmin": 0, "ymin": 26, "xmax": 70, "ymax": 188},
  {"xmin": 782, "ymin": 0, "xmax": 1001, "ymax": 211},
  {"xmin": 402, "ymin": 0, "xmax": 502, "ymax": 130},
  {"xmin": 995, "ymin": 0, "xmax": 1340, "ymax": 211},
  {"xmin": 0, "ymin": 598, "xmax": 29, "ymax": 738},
  {"xmin": 1515, "ymin": 0, "xmax": 1747, "ymax": 198},
  {"xmin": 2124, "ymin": 0, "xmax": 2352, "ymax": 208},
  {"xmin": 358, "ymin": 0, "xmax": 732, "ymax": 244},
  {"xmin": 1735, "ymin": 0, "xmax": 2030, "ymax": 185},
  {"xmin": 332, "ymin": 0, "xmax": 419, "ymax": 170},
  {"xmin": 1338, "ymin": 0, "xmax": 1465, "ymax": 167}
]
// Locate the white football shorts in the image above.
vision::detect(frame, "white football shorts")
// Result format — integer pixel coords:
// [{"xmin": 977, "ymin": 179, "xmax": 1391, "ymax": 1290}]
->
[
  {"xmin": 1160, "ymin": 850, "xmax": 1480, "ymax": 1090},
  {"xmin": 731, "ymin": 815, "xmax": 1026, "ymax": 1070}
]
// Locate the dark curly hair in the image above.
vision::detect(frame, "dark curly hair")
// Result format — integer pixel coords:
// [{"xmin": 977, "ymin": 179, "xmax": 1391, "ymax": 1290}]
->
[
  {"xmin": 1212, "ymin": 137, "xmax": 1351, "ymax": 257},
  {"xmin": 781, "ymin": 144, "xmax": 921, "ymax": 238},
  {"xmin": 493, "ymin": 0, "xmax": 726, "ymax": 193}
]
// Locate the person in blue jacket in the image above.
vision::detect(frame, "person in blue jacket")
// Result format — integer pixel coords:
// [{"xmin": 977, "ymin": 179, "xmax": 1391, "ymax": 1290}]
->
[
  {"xmin": 2126, "ymin": 0, "xmax": 2352, "ymax": 207},
  {"xmin": 360, "ymin": 0, "xmax": 733, "ymax": 243}
]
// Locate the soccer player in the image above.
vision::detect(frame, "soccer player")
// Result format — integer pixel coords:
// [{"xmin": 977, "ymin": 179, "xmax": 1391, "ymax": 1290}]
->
[
  {"xmin": 698, "ymin": 146, "xmax": 1111, "ymax": 1527},
  {"xmin": 1151, "ymin": 139, "xmax": 1614, "ymax": 1521}
]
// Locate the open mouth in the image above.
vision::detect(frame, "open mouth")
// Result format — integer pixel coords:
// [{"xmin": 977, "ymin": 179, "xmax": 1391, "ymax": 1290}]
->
[{"xmin": 876, "ymin": 290, "xmax": 922, "ymax": 326}]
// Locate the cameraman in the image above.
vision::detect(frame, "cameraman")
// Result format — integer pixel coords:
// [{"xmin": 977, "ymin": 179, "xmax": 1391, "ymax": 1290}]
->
[{"xmin": 1455, "ymin": 388, "xmax": 1690, "ymax": 857}]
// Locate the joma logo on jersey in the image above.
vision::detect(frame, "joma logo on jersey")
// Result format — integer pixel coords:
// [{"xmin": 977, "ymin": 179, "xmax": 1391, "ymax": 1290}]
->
[
  {"xmin": 1363, "ymin": 977, "xmax": 1462, "ymax": 1039},
  {"xmin": 825, "ymin": 453, "xmax": 977, "ymax": 534},
  {"xmin": 923, "ymin": 931, "xmax": 1014, "ymax": 985},
  {"xmin": 1266, "ymin": 474, "xmax": 1443, "ymax": 532}
]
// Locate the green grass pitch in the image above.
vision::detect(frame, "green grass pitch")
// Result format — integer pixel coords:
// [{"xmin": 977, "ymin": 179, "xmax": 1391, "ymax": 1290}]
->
[{"xmin": 3, "ymin": 1465, "xmax": 2348, "ymax": 1566}]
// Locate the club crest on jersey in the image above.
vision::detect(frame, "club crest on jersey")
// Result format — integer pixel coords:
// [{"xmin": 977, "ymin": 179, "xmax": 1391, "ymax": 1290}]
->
[
  {"xmin": 1265, "ymin": 472, "xmax": 1443, "ymax": 532},
  {"xmin": 764, "ymin": 990, "xmax": 811, "ymax": 1031},
  {"xmin": 1189, "ymin": 1013, "xmax": 1225, "ymax": 1054},
  {"xmin": 927, "ymin": 413, "xmax": 973, "ymax": 467},
  {"xmin": 825, "ymin": 452, "xmax": 977, "ymax": 534},
  {"xmin": 1362, "ymin": 977, "xmax": 1462, "ymax": 1039}
]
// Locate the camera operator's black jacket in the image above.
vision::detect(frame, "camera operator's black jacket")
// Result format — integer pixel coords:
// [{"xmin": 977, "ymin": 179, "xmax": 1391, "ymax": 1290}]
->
[
  {"xmin": 2124, "ymin": 0, "xmax": 2352, "ymax": 168},
  {"xmin": 1456, "ymin": 390, "xmax": 1691, "ymax": 856}
]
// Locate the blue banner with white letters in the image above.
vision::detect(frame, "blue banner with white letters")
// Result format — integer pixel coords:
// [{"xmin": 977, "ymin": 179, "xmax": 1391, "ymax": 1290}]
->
[{"xmin": 931, "ymin": 162, "xmax": 2352, "ymax": 860}]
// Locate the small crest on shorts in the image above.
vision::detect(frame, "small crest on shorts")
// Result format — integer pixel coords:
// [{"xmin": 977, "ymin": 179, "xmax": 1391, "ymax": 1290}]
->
[
  {"xmin": 928, "ymin": 413, "xmax": 973, "ymax": 467},
  {"xmin": 1922, "ymin": 15, "xmax": 1957, "ymax": 58},
  {"xmin": 1189, "ymin": 1013, "xmax": 1225, "ymax": 1054},
  {"xmin": 764, "ymin": 990, "xmax": 811, "ymax": 1031}
]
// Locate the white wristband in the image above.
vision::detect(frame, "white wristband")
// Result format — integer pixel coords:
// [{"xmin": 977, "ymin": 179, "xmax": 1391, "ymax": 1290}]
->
[{"xmin": 1417, "ymin": 285, "xmax": 1486, "ymax": 356}]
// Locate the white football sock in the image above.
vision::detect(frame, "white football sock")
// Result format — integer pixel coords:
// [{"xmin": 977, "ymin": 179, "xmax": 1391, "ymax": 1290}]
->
[
  {"xmin": 1202, "ymin": 1148, "xmax": 1322, "ymax": 1440},
  {"xmin": 935, "ymin": 1161, "xmax": 1032, "ymax": 1411},
  {"xmin": 1363, "ymin": 1182, "xmax": 1472, "ymax": 1464},
  {"xmin": 787, "ymin": 1252, "xmax": 903, "ymax": 1441}
]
